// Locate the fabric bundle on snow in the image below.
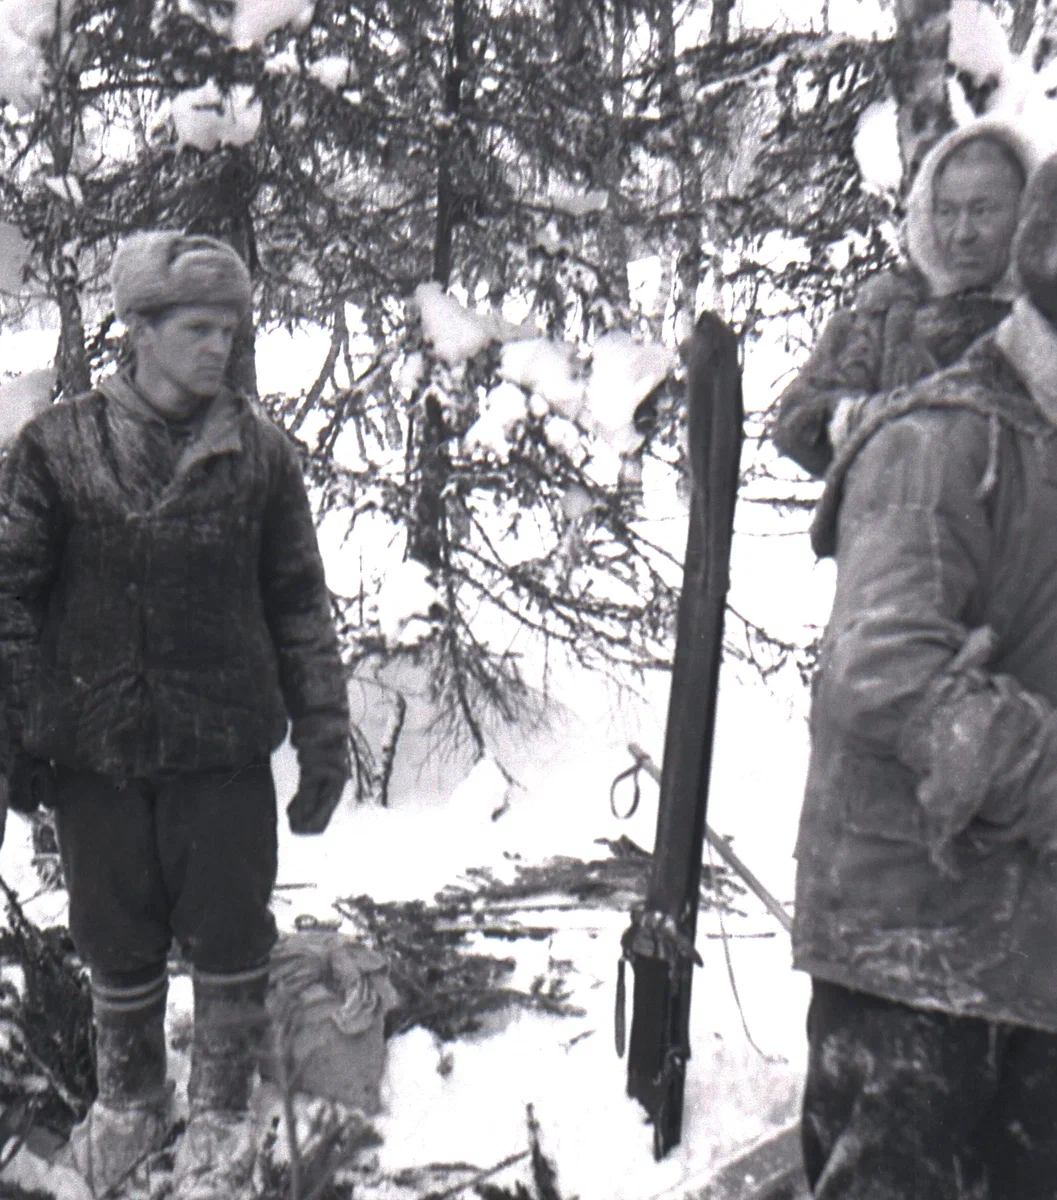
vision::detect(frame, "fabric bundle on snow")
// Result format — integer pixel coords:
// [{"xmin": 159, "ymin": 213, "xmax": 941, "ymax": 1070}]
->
[{"xmin": 262, "ymin": 930, "xmax": 399, "ymax": 1113}]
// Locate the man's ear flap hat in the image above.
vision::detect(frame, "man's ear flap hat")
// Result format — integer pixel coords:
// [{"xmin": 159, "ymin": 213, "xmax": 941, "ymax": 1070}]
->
[{"xmin": 111, "ymin": 231, "xmax": 252, "ymax": 322}]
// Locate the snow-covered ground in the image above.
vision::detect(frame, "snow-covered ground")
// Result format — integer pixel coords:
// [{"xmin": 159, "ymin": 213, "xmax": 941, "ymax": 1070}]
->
[{"xmin": 278, "ymin": 658, "xmax": 814, "ymax": 1200}]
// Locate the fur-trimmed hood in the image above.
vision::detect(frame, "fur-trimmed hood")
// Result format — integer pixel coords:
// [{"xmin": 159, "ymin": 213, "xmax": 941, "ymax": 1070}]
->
[{"xmin": 905, "ymin": 118, "xmax": 1045, "ymax": 299}]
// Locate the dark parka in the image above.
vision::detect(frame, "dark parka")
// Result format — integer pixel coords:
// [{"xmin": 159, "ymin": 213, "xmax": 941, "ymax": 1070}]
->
[
  {"xmin": 794, "ymin": 296, "xmax": 1057, "ymax": 1032},
  {"xmin": 0, "ymin": 374, "xmax": 350, "ymax": 784},
  {"xmin": 773, "ymin": 120, "xmax": 1040, "ymax": 478}
]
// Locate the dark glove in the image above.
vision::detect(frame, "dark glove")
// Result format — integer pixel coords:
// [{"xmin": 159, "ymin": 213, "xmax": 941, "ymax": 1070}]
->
[
  {"xmin": 7, "ymin": 751, "xmax": 56, "ymax": 815},
  {"xmin": 286, "ymin": 768, "xmax": 347, "ymax": 835},
  {"xmin": 896, "ymin": 627, "xmax": 1057, "ymax": 872}
]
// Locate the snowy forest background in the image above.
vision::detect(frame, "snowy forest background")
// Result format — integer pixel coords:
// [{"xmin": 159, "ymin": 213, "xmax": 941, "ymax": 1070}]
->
[
  {"xmin": 0, "ymin": 0, "xmax": 1044, "ymax": 769},
  {"xmin": 0, "ymin": 0, "xmax": 1055, "ymax": 1197},
  {"xmin": 0, "ymin": 0, "xmax": 918, "ymax": 779}
]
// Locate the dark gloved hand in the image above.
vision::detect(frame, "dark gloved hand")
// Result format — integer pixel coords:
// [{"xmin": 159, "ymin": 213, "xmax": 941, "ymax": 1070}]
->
[
  {"xmin": 7, "ymin": 751, "xmax": 55, "ymax": 815},
  {"xmin": 286, "ymin": 768, "xmax": 347, "ymax": 835}
]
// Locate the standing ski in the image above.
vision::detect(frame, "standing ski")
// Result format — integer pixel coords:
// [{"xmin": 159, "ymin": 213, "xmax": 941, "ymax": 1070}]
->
[{"xmin": 616, "ymin": 310, "xmax": 744, "ymax": 1159}]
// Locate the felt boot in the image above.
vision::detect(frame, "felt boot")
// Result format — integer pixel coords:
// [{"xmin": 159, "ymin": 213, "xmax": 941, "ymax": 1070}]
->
[
  {"xmin": 172, "ymin": 963, "xmax": 269, "ymax": 1200},
  {"xmin": 60, "ymin": 970, "xmax": 173, "ymax": 1197}
]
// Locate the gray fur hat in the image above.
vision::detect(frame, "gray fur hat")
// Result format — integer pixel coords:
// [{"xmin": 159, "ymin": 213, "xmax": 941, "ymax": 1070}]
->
[{"xmin": 111, "ymin": 231, "xmax": 252, "ymax": 322}]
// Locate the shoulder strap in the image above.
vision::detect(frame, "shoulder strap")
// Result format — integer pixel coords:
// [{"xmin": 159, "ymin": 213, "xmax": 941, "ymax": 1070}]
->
[{"xmin": 810, "ymin": 337, "xmax": 1047, "ymax": 558}]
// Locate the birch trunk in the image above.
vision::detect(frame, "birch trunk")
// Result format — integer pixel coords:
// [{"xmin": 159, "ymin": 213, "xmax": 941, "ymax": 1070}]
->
[{"xmin": 892, "ymin": 0, "xmax": 954, "ymax": 187}]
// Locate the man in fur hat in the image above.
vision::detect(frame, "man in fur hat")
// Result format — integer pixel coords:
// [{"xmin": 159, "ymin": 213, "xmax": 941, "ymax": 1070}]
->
[
  {"xmin": 793, "ymin": 154, "xmax": 1057, "ymax": 1197},
  {"xmin": 772, "ymin": 119, "xmax": 1037, "ymax": 476},
  {"xmin": 0, "ymin": 232, "xmax": 351, "ymax": 1197}
]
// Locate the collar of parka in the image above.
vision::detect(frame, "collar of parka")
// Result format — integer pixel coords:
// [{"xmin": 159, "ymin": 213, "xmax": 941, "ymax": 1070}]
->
[
  {"xmin": 904, "ymin": 117, "xmax": 1044, "ymax": 300},
  {"xmin": 97, "ymin": 369, "xmax": 244, "ymax": 481},
  {"xmin": 995, "ymin": 297, "xmax": 1057, "ymax": 428}
]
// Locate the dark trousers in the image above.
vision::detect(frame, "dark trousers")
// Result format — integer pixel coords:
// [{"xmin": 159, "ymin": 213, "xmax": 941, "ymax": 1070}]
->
[
  {"xmin": 803, "ymin": 979, "xmax": 1057, "ymax": 1200},
  {"xmin": 52, "ymin": 763, "xmax": 278, "ymax": 982}
]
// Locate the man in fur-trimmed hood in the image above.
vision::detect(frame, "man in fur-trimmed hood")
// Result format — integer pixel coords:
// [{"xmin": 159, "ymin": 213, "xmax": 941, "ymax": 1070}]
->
[
  {"xmin": 772, "ymin": 118, "xmax": 1040, "ymax": 476},
  {"xmin": 0, "ymin": 231, "xmax": 352, "ymax": 1198},
  {"xmin": 793, "ymin": 153, "xmax": 1057, "ymax": 1198}
]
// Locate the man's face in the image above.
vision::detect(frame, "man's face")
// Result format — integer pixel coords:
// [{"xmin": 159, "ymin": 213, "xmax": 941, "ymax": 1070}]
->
[
  {"xmin": 932, "ymin": 153, "xmax": 1023, "ymax": 292},
  {"xmin": 135, "ymin": 303, "xmax": 239, "ymax": 414}
]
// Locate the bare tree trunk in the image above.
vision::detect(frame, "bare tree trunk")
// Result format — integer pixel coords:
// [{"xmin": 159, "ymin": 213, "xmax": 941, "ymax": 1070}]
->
[
  {"xmin": 1011, "ymin": 0, "xmax": 1038, "ymax": 54},
  {"xmin": 47, "ymin": 32, "xmax": 90, "ymax": 397},
  {"xmin": 596, "ymin": 0, "xmax": 631, "ymax": 331},
  {"xmin": 412, "ymin": 0, "xmax": 470, "ymax": 571},
  {"xmin": 656, "ymin": 0, "xmax": 703, "ymax": 340},
  {"xmin": 432, "ymin": 0, "xmax": 469, "ymax": 288},
  {"xmin": 409, "ymin": 392, "xmax": 449, "ymax": 570},
  {"xmin": 892, "ymin": 0, "xmax": 954, "ymax": 187},
  {"xmin": 54, "ymin": 253, "xmax": 91, "ymax": 396},
  {"xmin": 710, "ymin": 0, "xmax": 734, "ymax": 44},
  {"xmin": 185, "ymin": 152, "xmax": 259, "ymax": 397}
]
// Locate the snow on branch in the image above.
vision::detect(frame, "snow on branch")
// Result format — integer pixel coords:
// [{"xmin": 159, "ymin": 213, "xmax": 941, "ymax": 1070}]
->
[
  {"xmin": 948, "ymin": 0, "xmax": 1012, "ymax": 94},
  {"xmin": 414, "ymin": 283, "xmax": 676, "ymax": 459},
  {"xmin": 170, "ymin": 80, "xmax": 263, "ymax": 150},
  {"xmin": 264, "ymin": 49, "xmax": 360, "ymax": 93},
  {"xmin": 0, "ymin": 0, "xmax": 75, "ymax": 114},
  {"xmin": 176, "ymin": 0, "xmax": 316, "ymax": 48},
  {"xmin": 853, "ymin": 98, "xmax": 903, "ymax": 194},
  {"xmin": 860, "ymin": 0, "xmax": 1057, "ymax": 192},
  {"xmin": 0, "ymin": 368, "xmax": 55, "ymax": 446},
  {"xmin": 547, "ymin": 186, "xmax": 609, "ymax": 216},
  {"xmin": 413, "ymin": 281, "xmax": 525, "ymax": 366},
  {"xmin": 307, "ymin": 55, "xmax": 359, "ymax": 91},
  {"xmin": 367, "ymin": 558, "xmax": 444, "ymax": 649}
]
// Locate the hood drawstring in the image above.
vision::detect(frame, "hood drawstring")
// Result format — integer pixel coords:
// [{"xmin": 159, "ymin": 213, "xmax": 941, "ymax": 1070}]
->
[{"xmin": 975, "ymin": 412, "xmax": 1001, "ymax": 501}]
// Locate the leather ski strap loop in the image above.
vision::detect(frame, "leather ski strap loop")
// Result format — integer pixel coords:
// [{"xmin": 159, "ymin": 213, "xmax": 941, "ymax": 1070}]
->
[{"xmin": 609, "ymin": 762, "xmax": 642, "ymax": 820}]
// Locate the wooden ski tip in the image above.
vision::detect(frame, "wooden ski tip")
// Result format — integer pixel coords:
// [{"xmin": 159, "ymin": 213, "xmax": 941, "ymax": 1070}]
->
[{"xmin": 689, "ymin": 310, "xmax": 739, "ymax": 361}]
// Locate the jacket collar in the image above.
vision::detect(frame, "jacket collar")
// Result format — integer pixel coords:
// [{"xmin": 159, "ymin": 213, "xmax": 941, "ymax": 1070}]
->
[
  {"xmin": 995, "ymin": 298, "xmax": 1057, "ymax": 428},
  {"xmin": 98, "ymin": 370, "xmax": 244, "ymax": 478},
  {"xmin": 905, "ymin": 117, "xmax": 1043, "ymax": 301}
]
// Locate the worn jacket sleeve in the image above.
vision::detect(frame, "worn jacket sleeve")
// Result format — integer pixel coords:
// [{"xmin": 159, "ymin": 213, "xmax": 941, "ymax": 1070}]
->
[
  {"xmin": 0, "ymin": 430, "xmax": 66, "ymax": 773},
  {"xmin": 819, "ymin": 410, "xmax": 1057, "ymax": 867},
  {"xmin": 260, "ymin": 435, "xmax": 350, "ymax": 778},
  {"xmin": 772, "ymin": 302, "xmax": 887, "ymax": 478}
]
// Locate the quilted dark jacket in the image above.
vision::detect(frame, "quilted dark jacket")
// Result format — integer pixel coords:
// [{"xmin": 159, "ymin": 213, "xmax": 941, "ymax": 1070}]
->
[
  {"xmin": 794, "ymin": 304, "xmax": 1057, "ymax": 1032},
  {"xmin": 0, "ymin": 375, "xmax": 350, "ymax": 782}
]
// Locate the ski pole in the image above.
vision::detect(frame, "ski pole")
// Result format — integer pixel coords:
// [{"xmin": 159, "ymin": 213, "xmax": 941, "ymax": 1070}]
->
[{"xmin": 625, "ymin": 742, "xmax": 793, "ymax": 934}]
